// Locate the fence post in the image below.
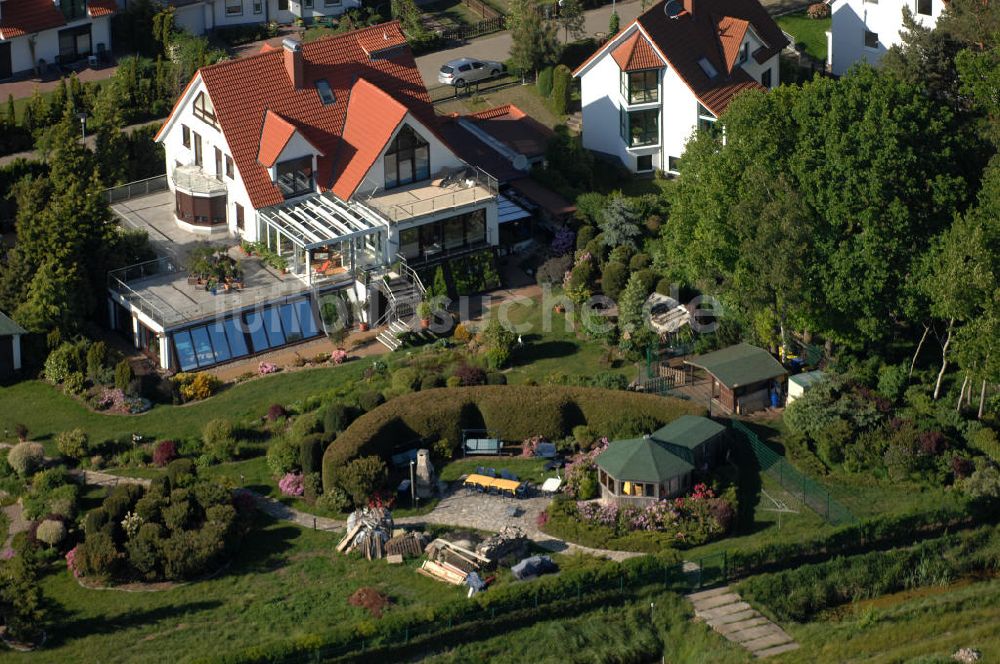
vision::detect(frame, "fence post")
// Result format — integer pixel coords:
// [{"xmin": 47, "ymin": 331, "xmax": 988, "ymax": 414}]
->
[
  {"xmin": 802, "ymin": 474, "xmax": 807, "ymax": 502},
  {"xmin": 404, "ymin": 627, "xmax": 409, "ymax": 643}
]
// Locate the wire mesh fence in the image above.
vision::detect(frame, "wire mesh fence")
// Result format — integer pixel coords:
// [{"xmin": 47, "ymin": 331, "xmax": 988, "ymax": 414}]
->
[{"xmin": 731, "ymin": 420, "xmax": 855, "ymax": 526}]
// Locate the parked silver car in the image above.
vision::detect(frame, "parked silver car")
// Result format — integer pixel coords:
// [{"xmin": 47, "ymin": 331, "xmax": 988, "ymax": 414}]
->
[{"xmin": 438, "ymin": 57, "xmax": 504, "ymax": 87}]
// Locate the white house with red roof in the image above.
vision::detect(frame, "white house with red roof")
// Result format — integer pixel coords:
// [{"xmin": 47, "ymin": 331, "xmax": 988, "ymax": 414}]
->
[
  {"xmin": 108, "ymin": 23, "xmax": 501, "ymax": 370},
  {"xmin": 0, "ymin": 0, "xmax": 115, "ymax": 79},
  {"xmin": 573, "ymin": 0, "xmax": 787, "ymax": 174}
]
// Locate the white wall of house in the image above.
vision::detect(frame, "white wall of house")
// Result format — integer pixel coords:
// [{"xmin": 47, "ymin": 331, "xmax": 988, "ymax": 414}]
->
[
  {"xmin": 173, "ymin": 3, "xmax": 207, "ymax": 35},
  {"xmin": 1, "ymin": 15, "xmax": 110, "ymax": 76},
  {"xmin": 828, "ymin": 0, "xmax": 942, "ymax": 76},
  {"xmin": 158, "ymin": 75, "xmax": 257, "ymax": 241},
  {"xmin": 577, "ymin": 26, "xmax": 778, "ymax": 174},
  {"xmin": 166, "ymin": 0, "xmax": 358, "ymax": 34}
]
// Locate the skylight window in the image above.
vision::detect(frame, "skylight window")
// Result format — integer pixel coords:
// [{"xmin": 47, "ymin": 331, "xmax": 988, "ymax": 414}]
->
[
  {"xmin": 697, "ymin": 57, "xmax": 718, "ymax": 79},
  {"xmin": 315, "ymin": 79, "xmax": 335, "ymax": 105}
]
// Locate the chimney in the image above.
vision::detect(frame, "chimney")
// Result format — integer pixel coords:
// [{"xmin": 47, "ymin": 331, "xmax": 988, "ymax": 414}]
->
[
  {"xmin": 683, "ymin": 0, "xmax": 695, "ymax": 16},
  {"xmin": 282, "ymin": 38, "xmax": 303, "ymax": 89}
]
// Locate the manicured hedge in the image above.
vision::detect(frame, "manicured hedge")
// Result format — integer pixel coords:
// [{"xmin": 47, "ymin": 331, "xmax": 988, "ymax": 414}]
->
[{"xmin": 322, "ymin": 386, "xmax": 704, "ymax": 490}]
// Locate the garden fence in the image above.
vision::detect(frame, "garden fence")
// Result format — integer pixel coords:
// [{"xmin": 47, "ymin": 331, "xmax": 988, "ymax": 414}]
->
[
  {"xmin": 245, "ymin": 552, "xmax": 730, "ymax": 664},
  {"xmin": 730, "ymin": 420, "xmax": 855, "ymax": 526},
  {"xmin": 440, "ymin": 15, "xmax": 507, "ymax": 43}
]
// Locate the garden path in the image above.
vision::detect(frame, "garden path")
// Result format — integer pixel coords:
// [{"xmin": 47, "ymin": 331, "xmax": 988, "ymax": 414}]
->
[
  {"xmin": 687, "ymin": 586, "xmax": 799, "ymax": 659},
  {"xmin": 1, "ymin": 499, "xmax": 29, "ymax": 557}
]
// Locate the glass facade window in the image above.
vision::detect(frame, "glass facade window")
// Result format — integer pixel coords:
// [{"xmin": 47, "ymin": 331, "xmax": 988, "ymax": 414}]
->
[
  {"xmin": 206, "ymin": 323, "xmax": 232, "ymax": 362},
  {"xmin": 191, "ymin": 327, "xmax": 216, "ymax": 366},
  {"xmin": 278, "ymin": 303, "xmax": 302, "ymax": 342},
  {"xmin": 174, "ymin": 331, "xmax": 198, "ymax": 371},
  {"xmin": 193, "ymin": 92, "xmax": 217, "ymax": 127},
  {"xmin": 261, "ymin": 307, "xmax": 286, "ymax": 347},
  {"xmin": 626, "ymin": 109, "xmax": 659, "ymax": 147},
  {"xmin": 384, "ymin": 125, "xmax": 430, "ymax": 189},
  {"xmin": 294, "ymin": 300, "xmax": 319, "ymax": 337},
  {"xmin": 399, "ymin": 209, "xmax": 488, "ymax": 260},
  {"xmin": 621, "ymin": 69, "xmax": 659, "ymax": 104},
  {"xmin": 276, "ymin": 156, "xmax": 314, "ymax": 199},
  {"xmin": 223, "ymin": 317, "xmax": 249, "ymax": 356},
  {"xmin": 244, "ymin": 311, "xmax": 270, "ymax": 352}
]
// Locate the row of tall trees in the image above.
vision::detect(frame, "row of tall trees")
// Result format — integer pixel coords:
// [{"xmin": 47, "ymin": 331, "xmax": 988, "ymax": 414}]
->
[{"xmin": 658, "ymin": 0, "xmax": 1000, "ymax": 412}]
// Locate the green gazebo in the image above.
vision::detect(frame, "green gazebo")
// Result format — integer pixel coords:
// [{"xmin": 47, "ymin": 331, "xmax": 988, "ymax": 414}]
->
[
  {"xmin": 651, "ymin": 415, "xmax": 727, "ymax": 470},
  {"xmin": 594, "ymin": 435, "xmax": 695, "ymax": 506}
]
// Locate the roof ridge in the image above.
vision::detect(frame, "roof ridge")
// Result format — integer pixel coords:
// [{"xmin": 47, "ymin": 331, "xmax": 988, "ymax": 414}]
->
[{"xmin": 471, "ymin": 104, "xmax": 513, "ymax": 120}]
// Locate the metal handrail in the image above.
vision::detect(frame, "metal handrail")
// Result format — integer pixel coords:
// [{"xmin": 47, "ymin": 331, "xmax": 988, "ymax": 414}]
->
[{"xmin": 103, "ymin": 174, "xmax": 168, "ymax": 203}]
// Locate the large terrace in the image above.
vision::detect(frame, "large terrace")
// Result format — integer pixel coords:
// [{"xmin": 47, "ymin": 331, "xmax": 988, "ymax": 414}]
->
[
  {"xmin": 361, "ymin": 166, "xmax": 498, "ymax": 223},
  {"xmin": 109, "ymin": 192, "xmax": 314, "ymax": 329}
]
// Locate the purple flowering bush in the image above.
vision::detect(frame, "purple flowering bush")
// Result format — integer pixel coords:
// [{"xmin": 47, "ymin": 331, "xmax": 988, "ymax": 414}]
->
[
  {"xmin": 563, "ymin": 438, "xmax": 608, "ymax": 499},
  {"xmin": 279, "ymin": 472, "xmax": 305, "ymax": 497},
  {"xmin": 551, "ymin": 227, "xmax": 575, "ymax": 255}
]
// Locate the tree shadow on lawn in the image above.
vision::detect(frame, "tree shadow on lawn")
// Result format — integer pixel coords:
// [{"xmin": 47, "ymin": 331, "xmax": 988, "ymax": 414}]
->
[
  {"xmin": 226, "ymin": 522, "xmax": 303, "ymax": 576},
  {"xmin": 46, "ymin": 600, "xmax": 225, "ymax": 647}
]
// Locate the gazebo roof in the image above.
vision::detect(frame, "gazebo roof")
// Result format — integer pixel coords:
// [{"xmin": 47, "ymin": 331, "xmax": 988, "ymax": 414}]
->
[
  {"xmin": 596, "ymin": 436, "xmax": 694, "ymax": 483},
  {"xmin": 685, "ymin": 342, "xmax": 786, "ymax": 388},
  {"xmin": 0, "ymin": 311, "xmax": 26, "ymax": 337},
  {"xmin": 651, "ymin": 415, "xmax": 725, "ymax": 451}
]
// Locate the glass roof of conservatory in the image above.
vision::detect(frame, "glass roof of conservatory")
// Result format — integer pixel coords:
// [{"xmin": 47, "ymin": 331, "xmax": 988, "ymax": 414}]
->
[{"xmin": 258, "ymin": 192, "xmax": 389, "ymax": 249}]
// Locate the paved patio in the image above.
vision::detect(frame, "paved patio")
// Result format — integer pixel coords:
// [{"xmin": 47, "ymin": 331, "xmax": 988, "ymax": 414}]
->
[{"xmin": 110, "ymin": 192, "xmax": 315, "ymax": 328}]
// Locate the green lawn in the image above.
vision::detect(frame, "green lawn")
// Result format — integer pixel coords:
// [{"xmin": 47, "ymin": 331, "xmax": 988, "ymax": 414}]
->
[
  {"xmin": 776, "ymin": 11, "xmax": 830, "ymax": 62},
  {"xmin": 0, "ymin": 362, "xmax": 368, "ymax": 452},
  {"xmin": 438, "ymin": 456, "xmax": 557, "ymax": 485},
  {"xmin": 11, "ymin": 519, "xmax": 461, "ymax": 664},
  {"xmin": 778, "ymin": 579, "xmax": 1000, "ymax": 663}
]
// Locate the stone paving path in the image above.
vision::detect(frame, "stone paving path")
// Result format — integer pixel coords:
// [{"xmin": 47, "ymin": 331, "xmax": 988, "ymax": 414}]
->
[
  {"xmin": 1, "ymin": 499, "xmax": 29, "ymax": 556},
  {"xmin": 687, "ymin": 586, "xmax": 799, "ymax": 659}
]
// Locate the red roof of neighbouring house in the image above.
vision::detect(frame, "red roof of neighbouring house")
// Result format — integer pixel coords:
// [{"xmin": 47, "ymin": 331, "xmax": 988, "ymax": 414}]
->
[
  {"xmin": 574, "ymin": 0, "xmax": 788, "ymax": 116},
  {"xmin": 259, "ymin": 42, "xmax": 279, "ymax": 53},
  {"xmin": 159, "ymin": 21, "xmax": 440, "ymax": 210},
  {"xmin": 86, "ymin": 0, "xmax": 117, "ymax": 18},
  {"xmin": 610, "ymin": 32, "xmax": 665, "ymax": 72},
  {"xmin": 0, "ymin": 0, "xmax": 66, "ymax": 40},
  {"xmin": 466, "ymin": 104, "xmax": 554, "ymax": 160},
  {"xmin": 330, "ymin": 78, "xmax": 409, "ymax": 200}
]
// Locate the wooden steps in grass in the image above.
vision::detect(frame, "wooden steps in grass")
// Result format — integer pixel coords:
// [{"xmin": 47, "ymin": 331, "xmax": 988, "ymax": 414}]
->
[{"xmin": 687, "ymin": 585, "xmax": 799, "ymax": 659}]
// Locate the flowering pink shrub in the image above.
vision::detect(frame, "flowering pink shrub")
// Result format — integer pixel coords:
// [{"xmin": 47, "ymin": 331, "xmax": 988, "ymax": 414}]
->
[
  {"xmin": 153, "ymin": 440, "xmax": 178, "ymax": 467},
  {"xmin": 563, "ymin": 437, "xmax": 608, "ymax": 497},
  {"xmin": 278, "ymin": 473, "xmax": 304, "ymax": 496},
  {"xmin": 332, "ymin": 348, "xmax": 348, "ymax": 365},
  {"xmin": 521, "ymin": 435, "xmax": 546, "ymax": 458},
  {"xmin": 65, "ymin": 545, "xmax": 81, "ymax": 578},
  {"xmin": 536, "ymin": 511, "xmax": 549, "ymax": 527},
  {"xmin": 259, "ymin": 362, "xmax": 279, "ymax": 375}
]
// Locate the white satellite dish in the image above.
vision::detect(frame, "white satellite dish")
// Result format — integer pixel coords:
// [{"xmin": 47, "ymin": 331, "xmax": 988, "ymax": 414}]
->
[{"xmin": 511, "ymin": 154, "xmax": 529, "ymax": 172}]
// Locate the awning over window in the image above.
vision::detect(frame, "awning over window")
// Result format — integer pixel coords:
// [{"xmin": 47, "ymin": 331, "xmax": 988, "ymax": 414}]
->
[
  {"xmin": 497, "ymin": 194, "xmax": 531, "ymax": 224},
  {"xmin": 258, "ymin": 192, "xmax": 389, "ymax": 249}
]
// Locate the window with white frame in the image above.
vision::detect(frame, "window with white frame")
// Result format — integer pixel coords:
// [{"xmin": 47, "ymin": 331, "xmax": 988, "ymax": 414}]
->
[
  {"xmin": 193, "ymin": 92, "xmax": 217, "ymax": 128},
  {"xmin": 384, "ymin": 125, "xmax": 430, "ymax": 189},
  {"xmin": 225, "ymin": 0, "xmax": 243, "ymax": 15},
  {"xmin": 276, "ymin": 156, "xmax": 314, "ymax": 199},
  {"xmin": 253, "ymin": 1, "xmax": 263, "ymax": 13},
  {"xmin": 620, "ymin": 69, "xmax": 659, "ymax": 104},
  {"xmin": 697, "ymin": 102, "xmax": 717, "ymax": 134},
  {"xmin": 619, "ymin": 109, "xmax": 658, "ymax": 147}
]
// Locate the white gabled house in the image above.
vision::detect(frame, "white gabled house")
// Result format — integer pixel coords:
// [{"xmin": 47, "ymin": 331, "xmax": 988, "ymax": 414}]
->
[
  {"xmin": 0, "ymin": 0, "xmax": 116, "ymax": 79},
  {"xmin": 827, "ymin": 0, "xmax": 944, "ymax": 76},
  {"xmin": 573, "ymin": 0, "xmax": 788, "ymax": 174},
  {"xmin": 109, "ymin": 23, "xmax": 503, "ymax": 372}
]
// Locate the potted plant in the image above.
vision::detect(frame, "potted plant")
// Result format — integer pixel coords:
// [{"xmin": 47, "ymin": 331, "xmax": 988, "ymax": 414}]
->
[
  {"xmin": 417, "ymin": 300, "xmax": 433, "ymax": 329},
  {"xmin": 354, "ymin": 299, "xmax": 369, "ymax": 331}
]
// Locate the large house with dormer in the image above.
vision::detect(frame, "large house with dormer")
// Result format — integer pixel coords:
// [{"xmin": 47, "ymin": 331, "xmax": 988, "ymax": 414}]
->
[
  {"xmin": 573, "ymin": 0, "xmax": 787, "ymax": 174},
  {"xmin": 0, "ymin": 0, "xmax": 116, "ymax": 79},
  {"xmin": 106, "ymin": 23, "xmax": 502, "ymax": 372}
]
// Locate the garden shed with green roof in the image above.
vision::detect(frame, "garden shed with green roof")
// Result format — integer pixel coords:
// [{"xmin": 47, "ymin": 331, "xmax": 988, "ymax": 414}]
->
[
  {"xmin": 0, "ymin": 311, "xmax": 25, "ymax": 382},
  {"xmin": 651, "ymin": 415, "xmax": 727, "ymax": 470},
  {"xmin": 685, "ymin": 343, "xmax": 787, "ymax": 415},
  {"xmin": 594, "ymin": 435, "xmax": 695, "ymax": 506}
]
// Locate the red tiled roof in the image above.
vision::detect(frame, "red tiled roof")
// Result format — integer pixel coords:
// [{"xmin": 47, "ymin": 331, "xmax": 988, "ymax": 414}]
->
[
  {"xmin": 257, "ymin": 110, "xmax": 298, "ymax": 167},
  {"xmin": 575, "ymin": 0, "xmax": 787, "ymax": 117},
  {"xmin": 611, "ymin": 32, "xmax": 665, "ymax": 72},
  {"xmin": 0, "ymin": 0, "xmax": 66, "ymax": 40},
  {"xmin": 717, "ymin": 16, "xmax": 750, "ymax": 73},
  {"xmin": 467, "ymin": 104, "xmax": 554, "ymax": 160},
  {"xmin": 259, "ymin": 42, "xmax": 279, "ymax": 54},
  {"xmin": 178, "ymin": 21, "xmax": 438, "ymax": 209},
  {"xmin": 87, "ymin": 0, "xmax": 117, "ymax": 18},
  {"xmin": 330, "ymin": 78, "xmax": 408, "ymax": 200},
  {"xmin": 356, "ymin": 25, "xmax": 408, "ymax": 56}
]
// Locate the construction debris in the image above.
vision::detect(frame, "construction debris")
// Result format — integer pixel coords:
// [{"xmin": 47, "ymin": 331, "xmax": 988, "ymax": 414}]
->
[
  {"xmin": 475, "ymin": 526, "xmax": 527, "ymax": 562},
  {"xmin": 386, "ymin": 531, "xmax": 429, "ymax": 559},
  {"xmin": 336, "ymin": 507, "xmax": 394, "ymax": 560},
  {"xmin": 417, "ymin": 559, "xmax": 468, "ymax": 586}
]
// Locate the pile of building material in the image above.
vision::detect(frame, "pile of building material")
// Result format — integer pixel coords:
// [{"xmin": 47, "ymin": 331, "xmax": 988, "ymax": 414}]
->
[
  {"xmin": 385, "ymin": 530, "xmax": 429, "ymax": 559},
  {"xmin": 475, "ymin": 525, "xmax": 528, "ymax": 562},
  {"xmin": 418, "ymin": 537, "xmax": 494, "ymax": 586},
  {"xmin": 418, "ymin": 559, "xmax": 468, "ymax": 585},
  {"xmin": 336, "ymin": 507, "xmax": 394, "ymax": 560}
]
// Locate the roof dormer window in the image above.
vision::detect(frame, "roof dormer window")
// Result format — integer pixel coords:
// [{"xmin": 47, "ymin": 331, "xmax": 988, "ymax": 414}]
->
[
  {"xmin": 697, "ymin": 57, "xmax": 718, "ymax": 80},
  {"xmin": 315, "ymin": 79, "xmax": 335, "ymax": 105},
  {"xmin": 193, "ymin": 92, "xmax": 217, "ymax": 128}
]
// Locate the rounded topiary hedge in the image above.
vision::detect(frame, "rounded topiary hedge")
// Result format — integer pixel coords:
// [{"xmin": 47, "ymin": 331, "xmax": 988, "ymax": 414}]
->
[{"xmin": 322, "ymin": 386, "xmax": 704, "ymax": 491}]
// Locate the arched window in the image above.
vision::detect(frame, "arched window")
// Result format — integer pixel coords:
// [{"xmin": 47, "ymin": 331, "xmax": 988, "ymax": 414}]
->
[{"xmin": 384, "ymin": 125, "xmax": 429, "ymax": 189}]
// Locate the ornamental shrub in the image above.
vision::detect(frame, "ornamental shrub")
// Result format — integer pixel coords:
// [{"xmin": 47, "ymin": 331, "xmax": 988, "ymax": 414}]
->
[
  {"xmin": 203, "ymin": 418, "xmax": 238, "ymax": 462},
  {"xmin": 8, "ymin": 442, "xmax": 44, "ymax": 477},
  {"xmin": 629, "ymin": 253, "xmax": 651, "ymax": 271},
  {"xmin": 86, "ymin": 340, "xmax": 108, "ymax": 382},
  {"xmin": 267, "ymin": 404, "xmax": 288, "ymax": 422},
  {"xmin": 127, "ymin": 522, "xmax": 166, "ymax": 580},
  {"xmin": 166, "ymin": 458, "xmax": 196, "ymax": 488},
  {"xmin": 600, "ymin": 261, "xmax": 628, "ymax": 299},
  {"xmin": 357, "ymin": 390, "xmax": 386, "ymax": 412},
  {"xmin": 78, "ymin": 531, "xmax": 122, "ymax": 578},
  {"xmin": 807, "ymin": 2, "xmax": 830, "ymax": 18},
  {"xmin": 453, "ymin": 364, "xmax": 487, "ymax": 386},
  {"xmin": 114, "ymin": 359, "xmax": 134, "ymax": 393},
  {"xmin": 279, "ymin": 472, "xmax": 305, "ymax": 497},
  {"xmin": 322, "ymin": 403, "xmax": 356, "ymax": 435},
  {"xmin": 421, "ymin": 373, "xmax": 445, "ymax": 390},
  {"xmin": 56, "ymin": 428, "xmax": 89, "ymax": 460},
  {"xmin": 575, "ymin": 223, "xmax": 597, "ymax": 249},
  {"xmin": 481, "ymin": 319, "xmax": 516, "ymax": 369},
  {"xmin": 315, "ymin": 485, "xmax": 351, "ymax": 513},
  {"xmin": 36, "ymin": 519, "xmax": 67, "ymax": 547},
  {"xmin": 153, "ymin": 440, "xmax": 178, "ymax": 467},
  {"xmin": 291, "ymin": 410, "xmax": 323, "ymax": 439},
  {"xmin": 486, "ymin": 372, "xmax": 508, "ymax": 385},
  {"xmin": 340, "ymin": 456, "xmax": 387, "ymax": 507},
  {"xmin": 537, "ymin": 65, "xmax": 554, "ymax": 97},
  {"xmin": 175, "ymin": 372, "xmax": 221, "ymax": 402},
  {"xmin": 300, "ymin": 434, "xmax": 325, "ymax": 475},
  {"xmin": 391, "ymin": 367, "xmax": 420, "ymax": 393},
  {"xmin": 550, "ymin": 64, "xmax": 572, "ymax": 116},
  {"xmin": 266, "ymin": 436, "xmax": 300, "ymax": 476},
  {"xmin": 64, "ymin": 371, "xmax": 86, "ymax": 395},
  {"xmin": 536, "ymin": 254, "xmax": 573, "ymax": 286}
]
